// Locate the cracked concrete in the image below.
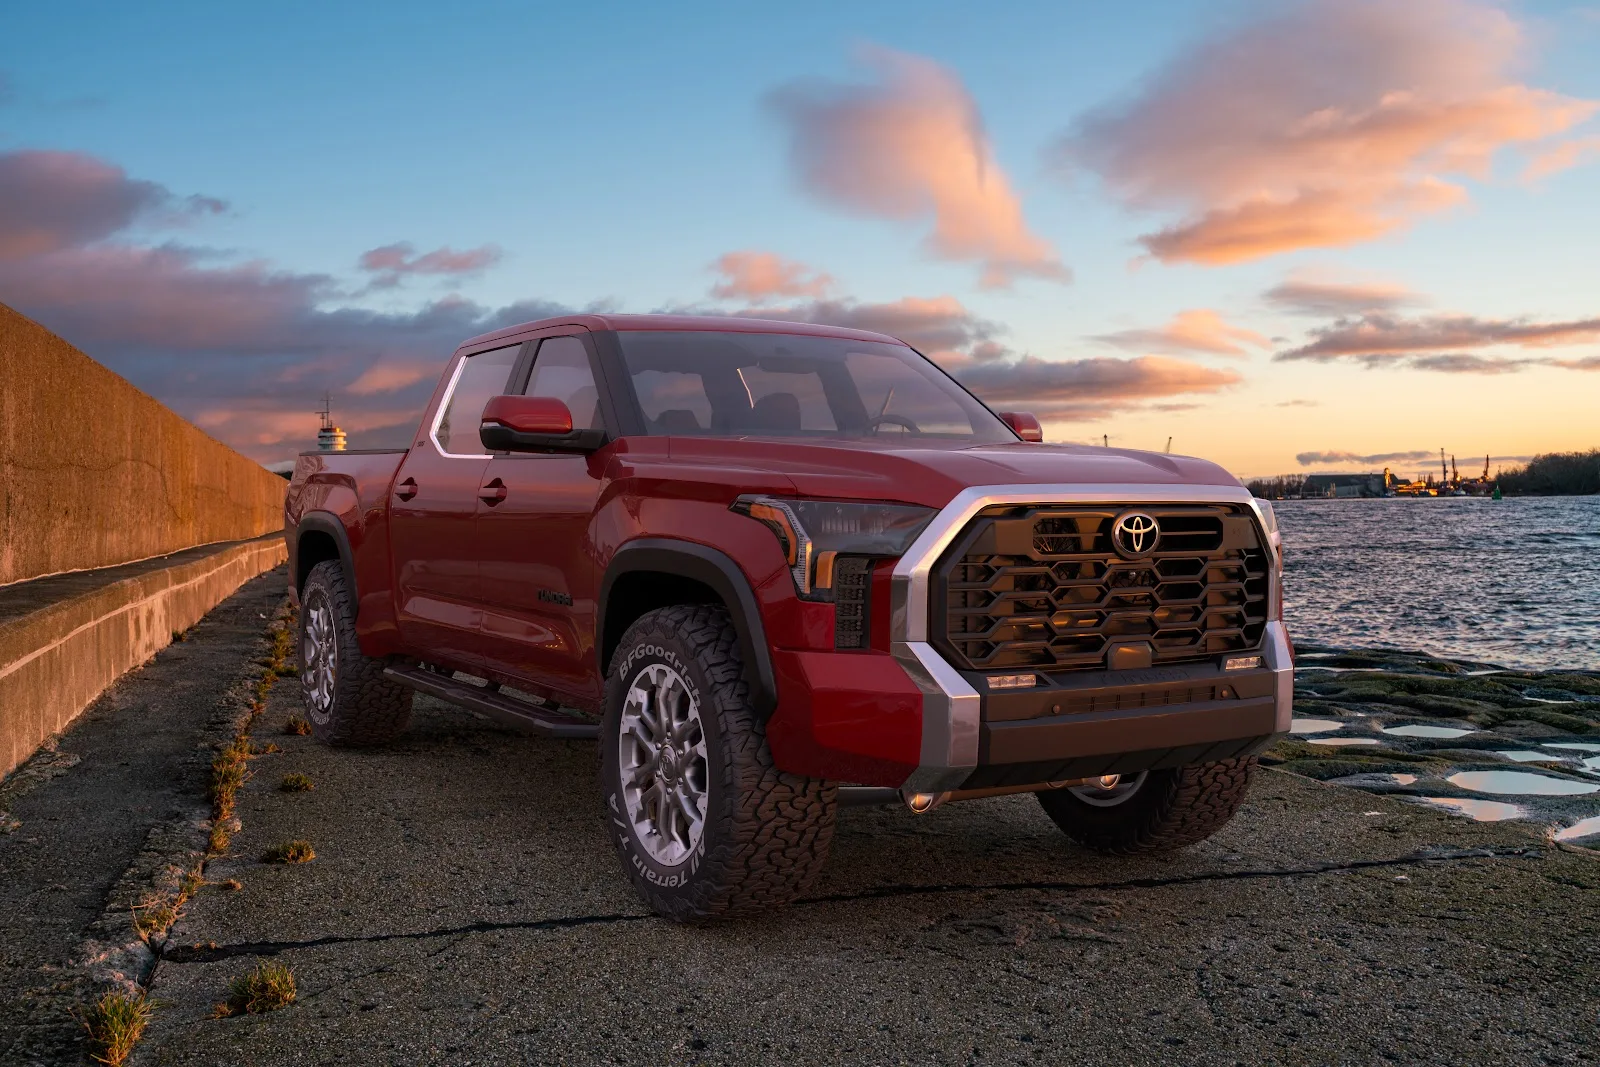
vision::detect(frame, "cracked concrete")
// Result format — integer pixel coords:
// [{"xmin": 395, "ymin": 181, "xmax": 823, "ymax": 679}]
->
[
  {"xmin": 136, "ymin": 652, "xmax": 1596, "ymax": 1066},
  {"xmin": 4, "ymin": 578, "xmax": 1597, "ymax": 1065}
]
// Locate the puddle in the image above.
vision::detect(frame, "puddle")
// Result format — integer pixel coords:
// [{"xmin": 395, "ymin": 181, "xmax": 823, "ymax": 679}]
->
[
  {"xmin": 1553, "ymin": 816, "xmax": 1600, "ymax": 842},
  {"xmin": 1496, "ymin": 750, "xmax": 1565, "ymax": 762},
  {"xmin": 1390, "ymin": 773, "xmax": 1418, "ymax": 786},
  {"xmin": 1381, "ymin": 724, "xmax": 1474, "ymax": 739},
  {"xmin": 1417, "ymin": 797, "xmax": 1525, "ymax": 821},
  {"xmin": 1291, "ymin": 718, "xmax": 1344, "ymax": 734},
  {"xmin": 1306, "ymin": 737, "xmax": 1380, "ymax": 747},
  {"xmin": 1446, "ymin": 770, "xmax": 1600, "ymax": 796},
  {"xmin": 1544, "ymin": 742, "xmax": 1600, "ymax": 753}
]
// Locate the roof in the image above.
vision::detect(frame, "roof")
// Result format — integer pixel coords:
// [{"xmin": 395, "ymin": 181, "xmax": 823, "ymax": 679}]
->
[{"xmin": 457, "ymin": 313, "xmax": 902, "ymax": 352}]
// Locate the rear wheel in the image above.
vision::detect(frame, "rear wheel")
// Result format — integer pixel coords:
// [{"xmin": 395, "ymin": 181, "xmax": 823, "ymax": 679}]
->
[
  {"xmin": 600, "ymin": 604, "xmax": 837, "ymax": 920},
  {"xmin": 1036, "ymin": 757, "xmax": 1257, "ymax": 855},
  {"xmin": 298, "ymin": 560, "xmax": 413, "ymax": 746}
]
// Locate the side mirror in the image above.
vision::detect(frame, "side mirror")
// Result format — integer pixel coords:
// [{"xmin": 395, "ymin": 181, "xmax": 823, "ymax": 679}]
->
[
  {"xmin": 479, "ymin": 396, "xmax": 605, "ymax": 453},
  {"xmin": 998, "ymin": 411, "xmax": 1043, "ymax": 443}
]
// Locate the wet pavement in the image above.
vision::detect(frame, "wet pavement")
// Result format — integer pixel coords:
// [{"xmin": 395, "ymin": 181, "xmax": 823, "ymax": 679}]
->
[{"xmin": 4, "ymin": 601, "xmax": 1599, "ymax": 1065}]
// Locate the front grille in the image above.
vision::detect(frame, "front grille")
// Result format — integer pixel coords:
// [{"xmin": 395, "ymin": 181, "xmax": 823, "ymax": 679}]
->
[{"xmin": 935, "ymin": 504, "xmax": 1269, "ymax": 672}]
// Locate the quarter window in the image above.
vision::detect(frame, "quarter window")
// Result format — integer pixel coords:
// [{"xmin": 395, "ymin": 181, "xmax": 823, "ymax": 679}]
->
[{"xmin": 434, "ymin": 344, "xmax": 521, "ymax": 455}]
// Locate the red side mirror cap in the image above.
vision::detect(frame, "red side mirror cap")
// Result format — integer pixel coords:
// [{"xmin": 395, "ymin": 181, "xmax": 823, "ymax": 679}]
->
[
  {"xmin": 482, "ymin": 395, "xmax": 574, "ymax": 436},
  {"xmin": 998, "ymin": 411, "xmax": 1043, "ymax": 442}
]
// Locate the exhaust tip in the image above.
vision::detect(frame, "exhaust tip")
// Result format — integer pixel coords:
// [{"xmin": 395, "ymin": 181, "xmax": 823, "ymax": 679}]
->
[{"xmin": 905, "ymin": 791, "xmax": 948, "ymax": 814}]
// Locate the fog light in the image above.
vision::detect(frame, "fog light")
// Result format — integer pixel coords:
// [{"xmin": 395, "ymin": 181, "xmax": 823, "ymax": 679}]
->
[
  {"xmin": 987, "ymin": 674, "xmax": 1038, "ymax": 690},
  {"xmin": 1224, "ymin": 655, "xmax": 1263, "ymax": 671}
]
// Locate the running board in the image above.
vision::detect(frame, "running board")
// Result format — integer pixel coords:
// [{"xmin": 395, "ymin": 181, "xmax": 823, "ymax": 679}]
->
[{"xmin": 383, "ymin": 665, "xmax": 599, "ymax": 740}]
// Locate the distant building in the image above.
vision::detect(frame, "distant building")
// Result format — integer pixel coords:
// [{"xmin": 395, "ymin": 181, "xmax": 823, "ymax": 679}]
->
[
  {"xmin": 1301, "ymin": 473, "xmax": 1384, "ymax": 498},
  {"xmin": 315, "ymin": 394, "xmax": 347, "ymax": 452}
]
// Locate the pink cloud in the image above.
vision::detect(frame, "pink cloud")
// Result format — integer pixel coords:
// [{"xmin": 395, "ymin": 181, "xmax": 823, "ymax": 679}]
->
[
  {"xmin": 709, "ymin": 251, "xmax": 834, "ymax": 301},
  {"xmin": 358, "ymin": 241, "xmax": 502, "ymax": 288},
  {"xmin": 1263, "ymin": 273, "xmax": 1423, "ymax": 316},
  {"xmin": 1279, "ymin": 312, "xmax": 1600, "ymax": 362},
  {"xmin": 947, "ymin": 353, "xmax": 1241, "ymax": 420},
  {"xmin": 1096, "ymin": 309, "xmax": 1269, "ymax": 358},
  {"xmin": 769, "ymin": 47, "xmax": 1068, "ymax": 288},
  {"xmin": 0, "ymin": 150, "xmax": 224, "ymax": 260},
  {"xmin": 347, "ymin": 361, "xmax": 442, "ymax": 395},
  {"xmin": 1058, "ymin": 0, "xmax": 1598, "ymax": 264},
  {"xmin": 1522, "ymin": 135, "xmax": 1600, "ymax": 181}
]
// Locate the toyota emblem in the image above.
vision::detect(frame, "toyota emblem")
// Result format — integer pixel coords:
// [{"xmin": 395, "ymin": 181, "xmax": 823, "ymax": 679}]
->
[{"xmin": 1111, "ymin": 511, "xmax": 1161, "ymax": 558}]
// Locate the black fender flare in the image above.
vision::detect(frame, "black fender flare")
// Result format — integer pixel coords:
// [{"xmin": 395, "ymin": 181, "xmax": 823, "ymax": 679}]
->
[
  {"xmin": 599, "ymin": 539, "xmax": 778, "ymax": 718},
  {"xmin": 292, "ymin": 512, "xmax": 359, "ymax": 606}
]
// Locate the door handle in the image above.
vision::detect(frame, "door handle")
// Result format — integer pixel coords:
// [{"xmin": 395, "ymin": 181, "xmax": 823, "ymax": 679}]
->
[
  {"xmin": 395, "ymin": 477, "xmax": 418, "ymax": 501},
  {"xmin": 479, "ymin": 478, "xmax": 507, "ymax": 505}
]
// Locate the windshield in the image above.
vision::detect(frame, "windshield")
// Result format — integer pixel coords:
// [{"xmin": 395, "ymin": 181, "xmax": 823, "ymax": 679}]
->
[{"xmin": 614, "ymin": 330, "xmax": 1014, "ymax": 443}]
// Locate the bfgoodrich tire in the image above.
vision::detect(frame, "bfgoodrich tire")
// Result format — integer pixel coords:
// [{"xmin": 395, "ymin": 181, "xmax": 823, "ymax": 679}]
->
[
  {"xmin": 298, "ymin": 560, "xmax": 413, "ymax": 746},
  {"xmin": 1036, "ymin": 757, "xmax": 1257, "ymax": 855},
  {"xmin": 600, "ymin": 604, "xmax": 837, "ymax": 920}
]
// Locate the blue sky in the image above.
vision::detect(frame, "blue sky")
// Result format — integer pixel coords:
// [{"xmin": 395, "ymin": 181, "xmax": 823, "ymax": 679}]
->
[{"xmin": 3, "ymin": 0, "xmax": 1598, "ymax": 474}]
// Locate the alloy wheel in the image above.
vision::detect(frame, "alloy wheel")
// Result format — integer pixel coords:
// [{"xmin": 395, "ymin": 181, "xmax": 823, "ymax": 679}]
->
[{"xmin": 618, "ymin": 662, "xmax": 709, "ymax": 866}]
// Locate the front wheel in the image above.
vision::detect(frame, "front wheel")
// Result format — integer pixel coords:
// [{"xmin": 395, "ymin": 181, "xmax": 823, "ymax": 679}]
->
[
  {"xmin": 599, "ymin": 604, "xmax": 837, "ymax": 920},
  {"xmin": 1036, "ymin": 757, "xmax": 1257, "ymax": 855},
  {"xmin": 298, "ymin": 560, "xmax": 413, "ymax": 746}
]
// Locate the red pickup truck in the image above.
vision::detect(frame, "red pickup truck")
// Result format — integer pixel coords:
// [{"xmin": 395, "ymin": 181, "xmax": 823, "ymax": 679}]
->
[{"xmin": 285, "ymin": 314, "xmax": 1292, "ymax": 920}]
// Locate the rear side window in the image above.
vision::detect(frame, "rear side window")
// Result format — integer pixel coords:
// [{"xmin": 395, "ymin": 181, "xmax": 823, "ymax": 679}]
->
[
  {"xmin": 523, "ymin": 336, "xmax": 604, "ymax": 430},
  {"xmin": 434, "ymin": 344, "xmax": 521, "ymax": 455}
]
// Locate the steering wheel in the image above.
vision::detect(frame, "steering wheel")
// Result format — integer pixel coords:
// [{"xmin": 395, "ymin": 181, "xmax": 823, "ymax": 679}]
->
[{"xmin": 867, "ymin": 413, "xmax": 921, "ymax": 435}]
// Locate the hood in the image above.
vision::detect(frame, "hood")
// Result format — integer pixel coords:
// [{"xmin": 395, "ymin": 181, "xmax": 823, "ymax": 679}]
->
[{"xmin": 658, "ymin": 437, "xmax": 1241, "ymax": 509}]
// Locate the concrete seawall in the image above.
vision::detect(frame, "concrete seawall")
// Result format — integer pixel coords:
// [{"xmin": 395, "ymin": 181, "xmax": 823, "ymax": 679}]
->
[
  {"xmin": 0, "ymin": 535, "xmax": 286, "ymax": 779},
  {"xmin": 0, "ymin": 302, "xmax": 287, "ymax": 586}
]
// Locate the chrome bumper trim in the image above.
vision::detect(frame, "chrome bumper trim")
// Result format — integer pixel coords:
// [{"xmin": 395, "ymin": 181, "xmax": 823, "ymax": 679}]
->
[{"xmin": 887, "ymin": 482, "xmax": 1285, "ymax": 787}]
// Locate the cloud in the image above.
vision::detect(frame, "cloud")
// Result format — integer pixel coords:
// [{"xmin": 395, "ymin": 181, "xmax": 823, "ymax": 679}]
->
[
  {"xmin": 1095, "ymin": 308, "xmax": 1268, "ymax": 358},
  {"xmin": 947, "ymin": 353, "xmax": 1241, "ymax": 420},
  {"xmin": 0, "ymin": 149, "xmax": 225, "ymax": 259},
  {"xmin": 769, "ymin": 47, "xmax": 1068, "ymax": 288},
  {"xmin": 1263, "ymin": 273, "xmax": 1422, "ymax": 316},
  {"xmin": 0, "ymin": 150, "xmax": 566, "ymax": 460},
  {"xmin": 1296, "ymin": 449, "xmax": 1437, "ymax": 467},
  {"xmin": 1056, "ymin": 0, "xmax": 1598, "ymax": 264},
  {"xmin": 346, "ymin": 361, "xmax": 442, "ymax": 395},
  {"xmin": 1522, "ymin": 135, "xmax": 1600, "ymax": 181},
  {"xmin": 717, "ymin": 294, "xmax": 1003, "ymax": 363},
  {"xmin": 357, "ymin": 241, "xmax": 502, "ymax": 288},
  {"xmin": 1276, "ymin": 399, "xmax": 1319, "ymax": 407},
  {"xmin": 1276, "ymin": 311, "xmax": 1600, "ymax": 367},
  {"xmin": 691, "ymin": 289, "xmax": 1240, "ymax": 420},
  {"xmin": 709, "ymin": 251, "xmax": 834, "ymax": 300}
]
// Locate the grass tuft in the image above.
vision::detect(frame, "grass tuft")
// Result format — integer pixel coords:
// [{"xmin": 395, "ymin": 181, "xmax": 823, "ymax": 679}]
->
[
  {"xmin": 279, "ymin": 772, "xmax": 314, "ymax": 793},
  {"xmin": 82, "ymin": 990, "xmax": 152, "ymax": 1066},
  {"xmin": 283, "ymin": 715, "xmax": 312, "ymax": 736},
  {"xmin": 224, "ymin": 961, "xmax": 296, "ymax": 1015},
  {"xmin": 261, "ymin": 839, "xmax": 315, "ymax": 864}
]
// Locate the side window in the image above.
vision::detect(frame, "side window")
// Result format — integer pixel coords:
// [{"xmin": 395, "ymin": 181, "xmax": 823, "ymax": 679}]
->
[
  {"xmin": 523, "ymin": 336, "xmax": 604, "ymax": 430},
  {"xmin": 632, "ymin": 371, "xmax": 713, "ymax": 433},
  {"xmin": 434, "ymin": 344, "xmax": 521, "ymax": 455}
]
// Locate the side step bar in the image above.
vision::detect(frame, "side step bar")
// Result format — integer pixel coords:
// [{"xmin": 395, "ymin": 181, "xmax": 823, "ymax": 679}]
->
[{"xmin": 383, "ymin": 665, "xmax": 600, "ymax": 740}]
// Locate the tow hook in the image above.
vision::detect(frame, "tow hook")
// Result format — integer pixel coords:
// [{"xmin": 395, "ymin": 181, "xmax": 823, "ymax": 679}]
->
[{"xmin": 903, "ymin": 790, "xmax": 951, "ymax": 814}]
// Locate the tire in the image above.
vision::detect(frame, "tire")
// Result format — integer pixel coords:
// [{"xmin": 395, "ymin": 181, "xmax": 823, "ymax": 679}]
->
[
  {"xmin": 298, "ymin": 559, "xmax": 413, "ymax": 746},
  {"xmin": 1035, "ymin": 757, "xmax": 1257, "ymax": 855},
  {"xmin": 599, "ymin": 604, "xmax": 837, "ymax": 920}
]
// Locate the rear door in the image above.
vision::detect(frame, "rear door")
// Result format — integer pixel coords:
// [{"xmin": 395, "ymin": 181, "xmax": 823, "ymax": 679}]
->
[
  {"xmin": 474, "ymin": 329, "xmax": 611, "ymax": 704},
  {"xmin": 387, "ymin": 341, "xmax": 525, "ymax": 668}
]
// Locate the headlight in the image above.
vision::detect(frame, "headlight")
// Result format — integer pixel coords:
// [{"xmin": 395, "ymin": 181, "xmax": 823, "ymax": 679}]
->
[{"xmin": 731, "ymin": 495, "xmax": 935, "ymax": 600}]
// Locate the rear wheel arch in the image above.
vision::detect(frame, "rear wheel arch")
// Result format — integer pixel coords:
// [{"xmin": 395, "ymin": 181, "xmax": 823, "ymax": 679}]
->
[
  {"xmin": 294, "ymin": 513, "xmax": 358, "ymax": 605},
  {"xmin": 599, "ymin": 539, "xmax": 777, "ymax": 718}
]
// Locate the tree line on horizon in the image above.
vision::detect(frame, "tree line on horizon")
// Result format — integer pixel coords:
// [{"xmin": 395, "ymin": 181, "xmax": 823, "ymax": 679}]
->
[{"xmin": 1247, "ymin": 450, "xmax": 1600, "ymax": 499}]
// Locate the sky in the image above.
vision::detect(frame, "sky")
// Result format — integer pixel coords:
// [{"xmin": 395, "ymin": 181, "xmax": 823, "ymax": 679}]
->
[{"xmin": 2, "ymin": 0, "xmax": 1597, "ymax": 478}]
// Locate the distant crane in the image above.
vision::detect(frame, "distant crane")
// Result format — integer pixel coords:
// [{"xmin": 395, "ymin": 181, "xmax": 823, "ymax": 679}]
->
[
  {"xmin": 1165, "ymin": 436, "xmax": 1173, "ymax": 454},
  {"xmin": 1440, "ymin": 448, "xmax": 1448, "ymax": 485}
]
